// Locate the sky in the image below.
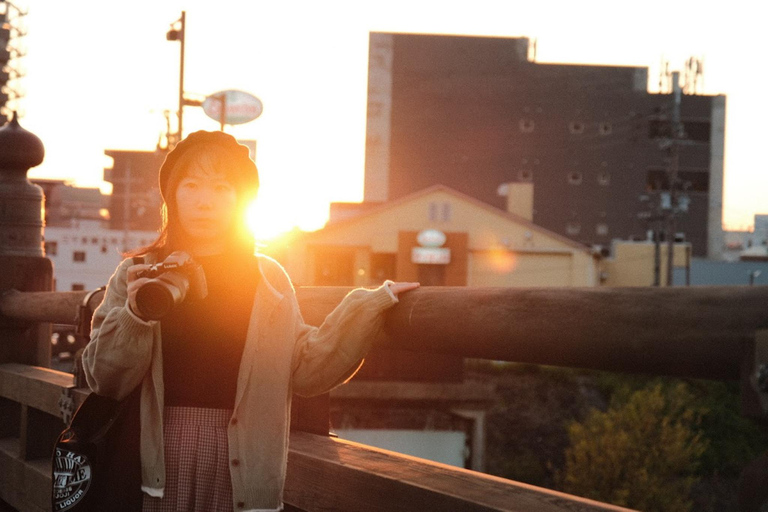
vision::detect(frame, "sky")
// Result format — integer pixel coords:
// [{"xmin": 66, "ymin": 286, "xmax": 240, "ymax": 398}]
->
[{"xmin": 8, "ymin": 0, "xmax": 767, "ymax": 238}]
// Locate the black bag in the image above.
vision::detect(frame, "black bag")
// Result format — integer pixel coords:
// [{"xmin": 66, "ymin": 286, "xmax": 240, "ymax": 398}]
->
[{"xmin": 51, "ymin": 385, "xmax": 143, "ymax": 512}]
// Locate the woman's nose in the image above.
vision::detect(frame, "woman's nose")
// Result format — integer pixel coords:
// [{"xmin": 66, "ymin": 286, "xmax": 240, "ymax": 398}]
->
[{"xmin": 195, "ymin": 188, "xmax": 215, "ymax": 208}]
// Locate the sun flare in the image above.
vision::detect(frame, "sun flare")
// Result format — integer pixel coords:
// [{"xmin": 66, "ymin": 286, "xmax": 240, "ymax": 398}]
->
[{"xmin": 245, "ymin": 194, "xmax": 330, "ymax": 242}]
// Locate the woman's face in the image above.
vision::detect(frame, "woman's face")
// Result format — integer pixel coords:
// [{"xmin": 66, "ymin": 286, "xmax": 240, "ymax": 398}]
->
[{"xmin": 174, "ymin": 161, "xmax": 238, "ymax": 244}]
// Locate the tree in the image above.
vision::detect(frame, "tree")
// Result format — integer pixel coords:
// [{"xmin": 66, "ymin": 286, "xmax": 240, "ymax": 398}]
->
[{"xmin": 559, "ymin": 382, "xmax": 707, "ymax": 512}]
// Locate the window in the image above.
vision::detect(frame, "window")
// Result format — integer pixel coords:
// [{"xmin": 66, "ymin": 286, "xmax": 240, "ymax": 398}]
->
[
  {"xmin": 568, "ymin": 121, "xmax": 584, "ymax": 134},
  {"xmin": 566, "ymin": 222, "xmax": 581, "ymax": 236},
  {"xmin": 101, "ymin": 245, "xmax": 108, "ymax": 254},
  {"xmin": 81, "ymin": 237, "xmax": 88, "ymax": 244},
  {"xmin": 568, "ymin": 172, "xmax": 583, "ymax": 185},
  {"xmin": 45, "ymin": 241, "xmax": 58, "ymax": 256},
  {"xmin": 71, "ymin": 283, "xmax": 85, "ymax": 291},
  {"xmin": 91, "ymin": 237, "xmax": 98, "ymax": 245},
  {"xmin": 646, "ymin": 168, "xmax": 709, "ymax": 192},
  {"xmin": 428, "ymin": 202, "xmax": 452, "ymax": 222},
  {"xmin": 596, "ymin": 223, "xmax": 609, "ymax": 236},
  {"xmin": 519, "ymin": 119, "xmax": 535, "ymax": 133},
  {"xmin": 682, "ymin": 120, "xmax": 711, "ymax": 142},
  {"xmin": 73, "ymin": 251, "xmax": 86, "ymax": 263},
  {"xmin": 441, "ymin": 203, "xmax": 452, "ymax": 222}
]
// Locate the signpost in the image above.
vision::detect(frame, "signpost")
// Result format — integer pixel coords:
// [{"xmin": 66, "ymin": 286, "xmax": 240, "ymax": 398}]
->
[
  {"xmin": 202, "ymin": 90, "xmax": 263, "ymax": 129},
  {"xmin": 412, "ymin": 229, "xmax": 451, "ymax": 264}
]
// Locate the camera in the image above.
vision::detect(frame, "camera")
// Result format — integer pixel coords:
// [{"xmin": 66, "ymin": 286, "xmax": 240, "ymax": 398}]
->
[{"xmin": 134, "ymin": 251, "xmax": 208, "ymax": 320}]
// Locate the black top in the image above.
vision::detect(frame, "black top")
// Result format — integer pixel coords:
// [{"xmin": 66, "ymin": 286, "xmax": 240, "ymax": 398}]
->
[{"xmin": 161, "ymin": 252, "xmax": 260, "ymax": 409}]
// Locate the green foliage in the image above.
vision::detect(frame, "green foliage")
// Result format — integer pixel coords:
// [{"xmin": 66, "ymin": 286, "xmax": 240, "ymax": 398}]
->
[
  {"xmin": 558, "ymin": 382, "xmax": 708, "ymax": 512},
  {"xmin": 686, "ymin": 380, "xmax": 768, "ymax": 477}
]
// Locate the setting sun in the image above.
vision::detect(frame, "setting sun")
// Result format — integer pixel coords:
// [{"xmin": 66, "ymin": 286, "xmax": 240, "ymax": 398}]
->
[{"xmin": 245, "ymin": 192, "xmax": 330, "ymax": 242}]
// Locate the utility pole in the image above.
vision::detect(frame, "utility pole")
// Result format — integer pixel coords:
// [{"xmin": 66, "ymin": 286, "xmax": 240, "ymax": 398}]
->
[
  {"xmin": 638, "ymin": 197, "xmax": 664, "ymax": 286},
  {"xmin": 166, "ymin": 11, "xmax": 186, "ymax": 147},
  {"xmin": 665, "ymin": 71, "xmax": 682, "ymax": 286}
]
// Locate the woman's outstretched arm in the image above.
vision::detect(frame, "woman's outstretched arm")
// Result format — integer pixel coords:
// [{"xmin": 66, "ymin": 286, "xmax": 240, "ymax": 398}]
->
[{"xmin": 268, "ymin": 262, "xmax": 418, "ymax": 397}]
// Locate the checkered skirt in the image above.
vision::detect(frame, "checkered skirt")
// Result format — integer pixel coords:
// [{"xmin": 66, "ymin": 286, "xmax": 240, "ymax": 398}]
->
[{"xmin": 142, "ymin": 406, "xmax": 234, "ymax": 512}]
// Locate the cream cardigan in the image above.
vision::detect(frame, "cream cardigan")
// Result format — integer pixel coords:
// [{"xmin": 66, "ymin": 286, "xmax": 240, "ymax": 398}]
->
[{"xmin": 82, "ymin": 253, "xmax": 398, "ymax": 511}]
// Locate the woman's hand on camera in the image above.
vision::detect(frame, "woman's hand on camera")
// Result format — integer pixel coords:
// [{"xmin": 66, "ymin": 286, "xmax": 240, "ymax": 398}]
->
[
  {"xmin": 126, "ymin": 264, "xmax": 153, "ymax": 319},
  {"xmin": 387, "ymin": 282, "xmax": 420, "ymax": 298}
]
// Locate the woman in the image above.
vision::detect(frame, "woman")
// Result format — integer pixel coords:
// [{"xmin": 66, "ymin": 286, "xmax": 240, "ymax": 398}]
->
[{"xmin": 81, "ymin": 130, "xmax": 419, "ymax": 512}]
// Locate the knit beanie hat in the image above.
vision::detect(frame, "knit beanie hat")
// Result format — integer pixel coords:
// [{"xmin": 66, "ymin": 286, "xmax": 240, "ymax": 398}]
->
[{"xmin": 158, "ymin": 130, "xmax": 259, "ymax": 201}]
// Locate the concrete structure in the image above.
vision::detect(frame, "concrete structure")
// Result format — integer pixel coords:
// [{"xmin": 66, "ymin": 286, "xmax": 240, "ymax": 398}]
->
[{"xmin": 363, "ymin": 32, "xmax": 726, "ymax": 259}]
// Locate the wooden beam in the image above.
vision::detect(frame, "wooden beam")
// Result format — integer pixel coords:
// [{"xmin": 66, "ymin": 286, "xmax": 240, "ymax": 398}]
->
[
  {"xmin": 297, "ymin": 286, "xmax": 768, "ymax": 380},
  {"xmin": 284, "ymin": 431, "xmax": 635, "ymax": 512},
  {"xmin": 3, "ymin": 286, "xmax": 768, "ymax": 380},
  {"xmin": 0, "ymin": 364, "xmax": 76, "ymax": 418},
  {"xmin": 0, "ymin": 438, "xmax": 50, "ymax": 512},
  {"xmin": 0, "ymin": 289, "xmax": 93, "ymax": 325}
]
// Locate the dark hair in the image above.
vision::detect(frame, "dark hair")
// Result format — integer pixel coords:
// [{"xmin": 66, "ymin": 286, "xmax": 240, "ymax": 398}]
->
[{"xmin": 124, "ymin": 142, "xmax": 258, "ymax": 260}]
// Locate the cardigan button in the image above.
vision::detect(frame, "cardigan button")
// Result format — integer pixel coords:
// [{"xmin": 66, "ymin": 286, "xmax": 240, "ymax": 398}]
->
[
  {"xmin": 237, "ymin": 501, "xmax": 245, "ymax": 509},
  {"xmin": 230, "ymin": 418, "xmax": 238, "ymax": 425},
  {"xmin": 231, "ymin": 459, "xmax": 240, "ymax": 467}
]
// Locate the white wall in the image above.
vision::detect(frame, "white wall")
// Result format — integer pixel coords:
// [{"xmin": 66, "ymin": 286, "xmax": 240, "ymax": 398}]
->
[{"xmin": 44, "ymin": 221, "xmax": 158, "ymax": 291}]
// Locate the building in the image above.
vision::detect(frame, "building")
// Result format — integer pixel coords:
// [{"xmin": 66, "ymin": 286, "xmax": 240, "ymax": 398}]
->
[
  {"xmin": 32, "ymin": 179, "xmax": 108, "ymax": 227},
  {"xmin": 363, "ymin": 32, "xmax": 725, "ymax": 259},
  {"xmin": 723, "ymin": 214, "xmax": 768, "ymax": 262},
  {"xmin": 672, "ymin": 258, "xmax": 768, "ymax": 286},
  {"xmin": 600, "ymin": 238, "xmax": 691, "ymax": 287},
  {"xmin": 30, "ymin": 179, "xmax": 157, "ymax": 291},
  {"xmin": 283, "ymin": 184, "xmax": 598, "ymax": 288},
  {"xmin": 44, "ymin": 219, "xmax": 157, "ymax": 291},
  {"xmin": 104, "ymin": 150, "xmax": 167, "ymax": 232}
]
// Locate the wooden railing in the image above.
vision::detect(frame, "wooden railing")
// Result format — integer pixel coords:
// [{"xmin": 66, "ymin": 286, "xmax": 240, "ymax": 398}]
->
[
  {"xmin": 3, "ymin": 286, "xmax": 768, "ymax": 511},
  {"xmin": 0, "ymin": 367, "xmax": 631, "ymax": 511}
]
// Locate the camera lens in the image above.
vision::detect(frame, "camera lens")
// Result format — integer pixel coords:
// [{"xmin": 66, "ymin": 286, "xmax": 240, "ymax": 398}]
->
[{"xmin": 135, "ymin": 272, "xmax": 189, "ymax": 320}]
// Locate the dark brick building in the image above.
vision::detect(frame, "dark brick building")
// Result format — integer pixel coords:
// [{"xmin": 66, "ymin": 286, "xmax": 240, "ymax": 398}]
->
[
  {"xmin": 103, "ymin": 150, "xmax": 166, "ymax": 232},
  {"xmin": 363, "ymin": 33, "xmax": 725, "ymax": 258}
]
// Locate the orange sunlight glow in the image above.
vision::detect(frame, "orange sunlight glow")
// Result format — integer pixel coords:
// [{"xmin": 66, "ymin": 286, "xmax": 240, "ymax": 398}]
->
[
  {"xmin": 245, "ymin": 193, "xmax": 329, "ymax": 242},
  {"xmin": 487, "ymin": 247, "xmax": 518, "ymax": 274}
]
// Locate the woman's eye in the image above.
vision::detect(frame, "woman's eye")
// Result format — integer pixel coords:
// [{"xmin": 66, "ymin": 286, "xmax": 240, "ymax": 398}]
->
[{"xmin": 216, "ymin": 184, "xmax": 234, "ymax": 193}]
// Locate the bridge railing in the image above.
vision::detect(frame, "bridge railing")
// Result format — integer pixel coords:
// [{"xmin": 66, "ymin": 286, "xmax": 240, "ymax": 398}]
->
[{"xmin": 2, "ymin": 286, "xmax": 768, "ymax": 511}]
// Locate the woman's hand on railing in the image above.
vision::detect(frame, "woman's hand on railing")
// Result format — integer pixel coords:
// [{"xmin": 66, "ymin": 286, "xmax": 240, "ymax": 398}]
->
[{"xmin": 387, "ymin": 282, "xmax": 420, "ymax": 298}]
